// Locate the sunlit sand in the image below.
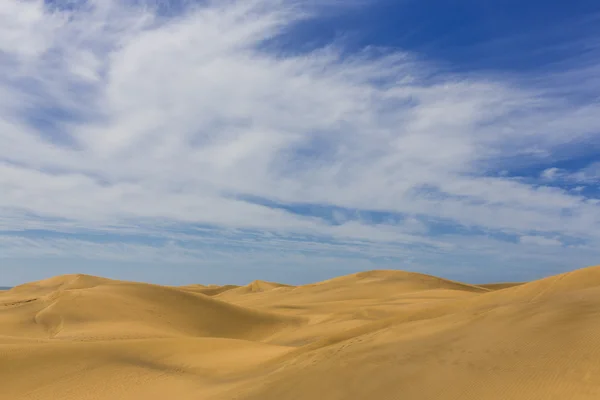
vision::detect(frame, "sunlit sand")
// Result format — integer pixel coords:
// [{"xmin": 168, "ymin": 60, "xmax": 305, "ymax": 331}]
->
[{"xmin": 2, "ymin": 267, "xmax": 600, "ymax": 399}]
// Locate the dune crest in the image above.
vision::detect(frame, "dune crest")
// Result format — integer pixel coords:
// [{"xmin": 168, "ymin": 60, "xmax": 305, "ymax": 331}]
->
[
  {"xmin": 217, "ymin": 280, "xmax": 294, "ymax": 298},
  {"xmin": 178, "ymin": 284, "xmax": 241, "ymax": 296},
  {"xmin": 2, "ymin": 266, "xmax": 600, "ymax": 399},
  {"xmin": 314, "ymin": 269, "xmax": 489, "ymax": 292},
  {"xmin": 1, "ymin": 275, "xmax": 302, "ymax": 341},
  {"xmin": 8, "ymin": 273, "xmax": 114, "ymax": 294}
]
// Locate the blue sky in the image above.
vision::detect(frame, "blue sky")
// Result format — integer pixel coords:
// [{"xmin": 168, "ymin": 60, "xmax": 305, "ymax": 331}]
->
[{"xmin": 1, "ymin": 0, "xmax": 600, "ymax": 286}]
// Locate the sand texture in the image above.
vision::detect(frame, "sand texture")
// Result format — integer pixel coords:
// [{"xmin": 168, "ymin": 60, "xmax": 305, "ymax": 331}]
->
[{"xmin": 2, "ymin": 266, "xmax": 600, "ymax": 399}]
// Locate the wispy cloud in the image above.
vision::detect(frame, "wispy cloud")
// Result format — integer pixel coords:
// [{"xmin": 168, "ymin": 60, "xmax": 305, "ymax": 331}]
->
[
  {"xmin": 519, "ymin": 235, "xmax": 563, "ymax": 247},
  {"xmin": 1, "ymin": 0, "xmax": 599, "ymax": 281},
  {"xmin": 541, "ymin": 163, "xmax": 600, "ymax": 184}
]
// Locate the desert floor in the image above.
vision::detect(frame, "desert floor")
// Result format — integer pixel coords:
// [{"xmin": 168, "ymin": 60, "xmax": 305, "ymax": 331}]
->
[{"xmin": 2, "ymin": 266, "xmax": 600, "ymax": 399}]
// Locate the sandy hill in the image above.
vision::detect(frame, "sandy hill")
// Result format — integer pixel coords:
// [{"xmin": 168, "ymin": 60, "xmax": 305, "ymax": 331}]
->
[
  {"xmin": 2, "ymin": 266, "xmax": 600, "ymax": 399},
  {"xmin": 477, "ymin": 282, "xmax": 524, "ymax": 290},
  {"xmin": 218, "ymin": 269, "xmax": 488, "ymax": 307},
  {"xmin": 217, "ymin": 280, "xmax": 294, "ymax": 297},
  {"xmin": 178, "ymin": 283, "xmax": 240, "ymax": 296},
  {"xmin": 8, "ymin": 273, "xmax": 115, "ymax": 295},
  {"xmin": 304, "ymin": 269, "xmax": 489, "ymax": 294},
  {"xmin": 0, "ymin": 274, "xmax": 302, "ymax": 341}
]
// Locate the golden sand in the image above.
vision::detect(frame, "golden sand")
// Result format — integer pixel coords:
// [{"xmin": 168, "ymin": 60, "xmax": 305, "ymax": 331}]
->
[{"xmin": 2, "ymin": 266, "xmax": 600, "ymax": 399}]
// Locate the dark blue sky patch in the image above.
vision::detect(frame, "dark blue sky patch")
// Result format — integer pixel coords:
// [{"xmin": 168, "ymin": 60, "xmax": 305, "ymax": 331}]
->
[
  {"xmin": 231, "ymin": 193, "xmax": 420, "ymax": 227},
  {"xmin": 232, "ymin": 193, "xmax": 356, "ymax": 226},
  {"xmin": 263, "ymin": 0, "xmax": 600, "ymax": 75},
  {"xmin": 481, "ymin": 139, "xmax": 600, "ymax": 182}
]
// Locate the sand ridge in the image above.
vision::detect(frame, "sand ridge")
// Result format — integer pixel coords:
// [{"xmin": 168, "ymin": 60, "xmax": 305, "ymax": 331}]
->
[{"xmin": 1, "ymin": 266, "xmax": 600, "ymax": 399}]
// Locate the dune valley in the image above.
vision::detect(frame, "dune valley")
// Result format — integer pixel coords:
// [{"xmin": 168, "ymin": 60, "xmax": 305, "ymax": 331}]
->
[{"xmin": 2, "ymin": 267, "xmax": 600, "ymax": 399}]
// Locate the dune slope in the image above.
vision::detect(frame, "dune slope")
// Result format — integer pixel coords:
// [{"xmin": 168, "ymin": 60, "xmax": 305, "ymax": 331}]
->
[
  {"xmin": 0, "ymin": 274, "xmax": 302, "ymax": 341},
  {"xmin": 2, "ymin": 266, "xmax": 600, "ymax": 399}
]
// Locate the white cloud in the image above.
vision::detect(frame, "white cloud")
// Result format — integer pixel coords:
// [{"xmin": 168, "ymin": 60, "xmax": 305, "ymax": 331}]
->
[
  {"xmin": 519, "ymin": 235, "xmax": 563, "ymax": 247},
  {"xmin": 540, "ymin": 162, "xmax": 600, "ymax": 184},
  {"xmin": 541, "ymin": 167, "xmax": 562, "ymax": 180},
  {"xmin": 573, "ymin": 162, "xmax": 600, "ymax": 183},
  {"xmin": 1, "ymin": 0, "xmax": 600, "ymax": 273}
]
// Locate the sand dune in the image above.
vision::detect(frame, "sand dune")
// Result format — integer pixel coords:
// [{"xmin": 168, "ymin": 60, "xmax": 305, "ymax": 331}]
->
[
  {"xmin": 477, "ymin": 282, "xmax": 524, "ymax": 290},
  {"xmin": 218, "ymin": 280, "xmax": 294, "ymax": 298},
  {"xmin": 178, "ymin": 284, "xmax": 240, "ymax": 296},
  {"xmin": 2, "ymin": 266, "xmax": 600, "ymax": 399},
  {"xmin": 0, "ymin": 274, "xmax": 302, "ymax": 341}
]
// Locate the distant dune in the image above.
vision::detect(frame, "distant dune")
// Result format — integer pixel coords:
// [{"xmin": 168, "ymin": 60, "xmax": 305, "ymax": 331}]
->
[
  {"xmin": 217, "ymin": 280, "xmax": 294, "ymax": 298},
  {"xmin": 177, "ymin": 283, "xmax": 241, "ymax": 296},
  {"xmin": 2, "ymin": 266, "xmax": 600, "ymax": 399},
  {"xmin": 477, "ymin": 282, "xmax": 524, "ymax": 290}
]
